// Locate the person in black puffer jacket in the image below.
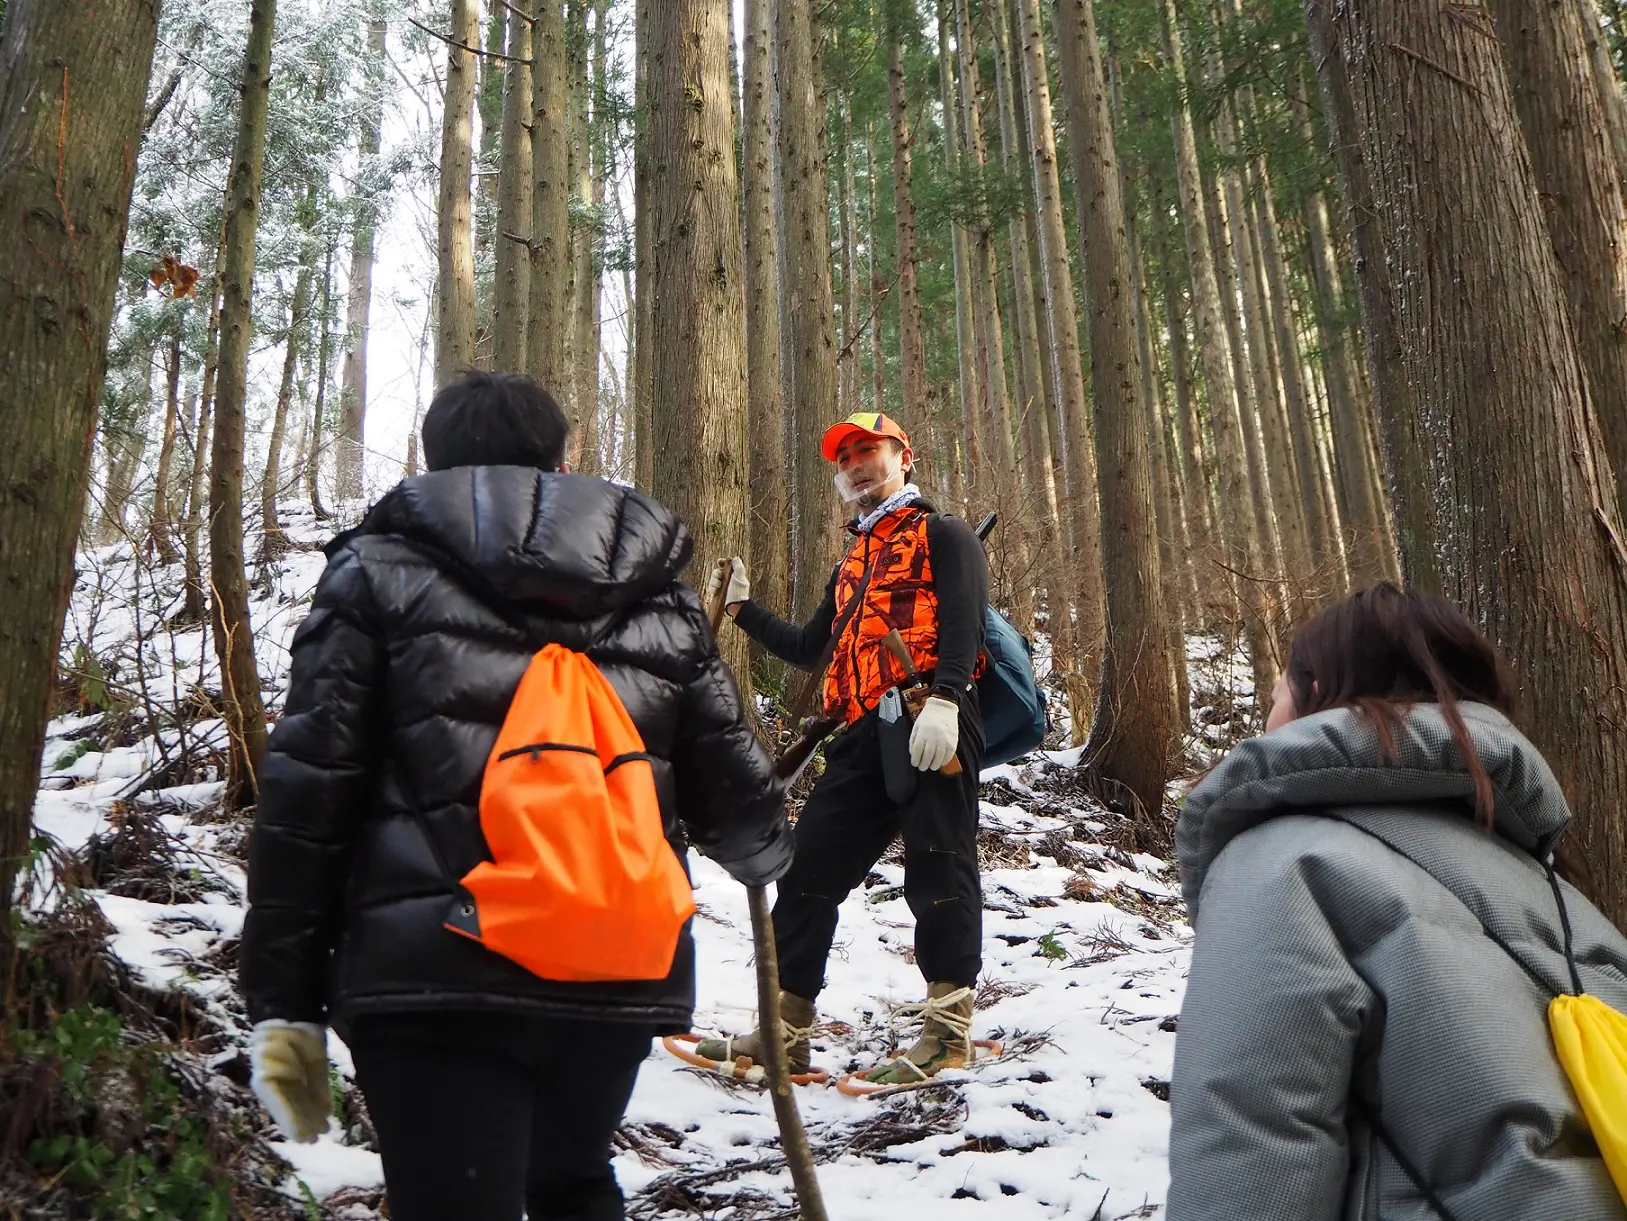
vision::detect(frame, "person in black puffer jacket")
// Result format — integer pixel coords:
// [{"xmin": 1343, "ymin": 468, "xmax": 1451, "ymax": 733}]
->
[{"xmin": 239, "ymin": 371, "xmax": 792, "ymax": 1221}]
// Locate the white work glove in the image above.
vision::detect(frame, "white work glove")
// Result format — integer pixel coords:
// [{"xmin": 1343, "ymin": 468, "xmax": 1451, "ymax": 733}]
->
[
  {"xmin": 250, "ymin": 1020, "xmax": 331, "ymax": 1144},
  {"xmin": 909, "ymin": 696, "xmax": 960, "ymax": 772},
  {"xmin": 704, "ymin": 556, "xmax": 751, "ymax": 610}
]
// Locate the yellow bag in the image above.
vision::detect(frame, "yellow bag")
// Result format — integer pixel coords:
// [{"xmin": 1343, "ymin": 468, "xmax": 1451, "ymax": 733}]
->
[{"xmin": 1550, "ymin": 993, "xmax": 1627, "ymax": 1201}]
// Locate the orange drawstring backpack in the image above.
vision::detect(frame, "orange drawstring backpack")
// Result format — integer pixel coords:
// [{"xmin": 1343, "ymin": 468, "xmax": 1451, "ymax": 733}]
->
[{"xmin": 443, "ymin": 641, "xmax": 695, "ymax": 982}]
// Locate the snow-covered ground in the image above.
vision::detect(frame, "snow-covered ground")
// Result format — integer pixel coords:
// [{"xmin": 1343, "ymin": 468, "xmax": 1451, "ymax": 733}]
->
[{"xmin": 27, "ymin": 505, "xmax": 1237, "ymax": 1218}]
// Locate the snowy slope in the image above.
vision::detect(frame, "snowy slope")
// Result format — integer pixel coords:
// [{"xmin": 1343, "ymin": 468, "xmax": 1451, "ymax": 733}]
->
[{"xmin": 32, "ymin": 507, "xmax": 1202, "ymax": 1219}]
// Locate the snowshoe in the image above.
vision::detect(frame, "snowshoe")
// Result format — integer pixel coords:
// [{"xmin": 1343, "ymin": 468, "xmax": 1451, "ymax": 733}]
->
[
  {"xmin": 664, "ymin": 991, "xmax": 829, "ymax": 1086},
  {"xmin": 836, "ymin": 983, "xmax": 1002, "ymax": 1097}
]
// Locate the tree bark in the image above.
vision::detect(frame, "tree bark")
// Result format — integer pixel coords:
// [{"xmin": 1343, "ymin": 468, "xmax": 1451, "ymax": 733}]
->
[
  {"xmin": 1487, "ymin": 0, "xmax": 1627, "ymax": 517},
  {"xmin": 954, "ymin": 0, "xmax": 1015, "ymax": 479},
  {"xmin": 1303, "ymin": 13, "xmax": 1442, "ymax": 593},
  {"xmin": 336, "ymin": 19, "xmax": 385, "ymax": 498},
  {"xmin": 1250, "ymin": 157, "xmax": 1345, "ymax": 595},
  {"xmin": 1579, "ymin": 0, "xmax": 1627, "ymax": 200},
  {"xmin": 1016, "ymin": 0, "xmax": 1107, "ymax": 731},
  {"xmin": 0, "ymin": 0, "xmax": 156, "ymax": 967},
  {"xmin": 885, "ymin": 6, "xmax": 930, "ymax": 425},
  {"xmin": 528, "ymin": 0, "xmax": 571, "ymax": 392},
  {"xmin": 1300, "ymin": 175, "xmax": 1393, "ymax": 586},
  {"xmin": 493, "ymin": 2, "xmax": 533, "ymax": 372},
  {"xmin": 1161, "ymin": 0, "xmax": 1277, "ymax": 703},
  {"xmin": 647, "ymin": 0, "xmax": 754, "ymax": 686},
  {"xmin": 569, "ymin": 0, "xmax": 600, "ymax": 462},
  {"xmin": 210, "ymin": 0, "xmax": 277, "ymax": 812},
  {"xmin": 744, "ymin": 0, "xmax": 788, "ymax": 626},
  {"xmin": 938, "ymin": 4, "xmax": 981, "ymax": 495},
  {"xmin": 1326, "ymin": 0, "xmax": 1627, "ymax": 923},
  {"xmin": 773, "ymin": 0, "xmax": 839, "ymax": 616},
  {"xmin": 633, "ymin": 0, "xmax": 653, "ymax": 487},
  {"xmin": 438, "ymin": 0, "xmax": 479, "ymax": 385},
  {"xmin": 1052, "ymin": 0, "xmax": 1179, "ymax": 821}
]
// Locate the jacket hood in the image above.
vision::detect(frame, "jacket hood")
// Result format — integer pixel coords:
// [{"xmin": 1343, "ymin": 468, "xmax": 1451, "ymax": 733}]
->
[
  {"xmin": 1176, "ymin": 702, "xmax": 1572, "ymax": 916},
  {"xmin": 340, "ymin": 466, "xmax": 692, "ymax": 619}
]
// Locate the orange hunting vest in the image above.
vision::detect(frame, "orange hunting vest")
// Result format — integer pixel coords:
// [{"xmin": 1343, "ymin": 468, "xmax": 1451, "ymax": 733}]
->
[{"xmin": 823, "ymin": 507, "xmax": 953, "ymax": 724}]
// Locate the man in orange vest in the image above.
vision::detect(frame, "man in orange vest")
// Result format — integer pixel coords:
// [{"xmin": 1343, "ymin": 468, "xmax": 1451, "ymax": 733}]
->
[{"xmin": 702, "ymin": 412, "xmax": 989, "ymax": 1085}]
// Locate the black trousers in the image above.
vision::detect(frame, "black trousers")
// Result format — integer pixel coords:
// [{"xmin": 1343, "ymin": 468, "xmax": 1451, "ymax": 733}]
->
[
  {"xmin": 348, "ymin": 1010, "xmax": 653, "ymax": 1221},
  {"xmin": 773, "ymin": 698, "xmax": 983, "ymax": 1000}
]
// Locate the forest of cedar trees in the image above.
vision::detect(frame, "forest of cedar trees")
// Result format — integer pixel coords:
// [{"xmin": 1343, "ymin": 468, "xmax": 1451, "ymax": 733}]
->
[{"xmin": 3, "ymin": 0, "xmax": 1627, "ymax": 1202}]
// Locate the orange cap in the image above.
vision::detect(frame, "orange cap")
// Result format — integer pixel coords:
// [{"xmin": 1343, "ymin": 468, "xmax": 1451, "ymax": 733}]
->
[{"xmin": 820, "ymin": 412, "xmax": 912, "ymax": 462}]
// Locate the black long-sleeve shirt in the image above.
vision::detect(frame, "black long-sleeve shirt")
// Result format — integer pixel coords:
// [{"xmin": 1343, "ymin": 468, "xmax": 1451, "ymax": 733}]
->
[{"xmin": 734, "ymin": 511, "xmax": 988, "ymax": 704}]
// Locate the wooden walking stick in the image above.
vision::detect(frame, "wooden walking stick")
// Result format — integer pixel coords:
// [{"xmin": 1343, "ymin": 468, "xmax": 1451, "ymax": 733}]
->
[{"xmin": 707, "ymin": 560, "xmax": 829, "ymax": 1221}]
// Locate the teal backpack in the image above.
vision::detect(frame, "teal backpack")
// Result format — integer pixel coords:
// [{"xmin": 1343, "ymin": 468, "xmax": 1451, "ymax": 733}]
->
[{"xmin": 971, "ymin": 514, "xmax": 1048, "ymax": 767}]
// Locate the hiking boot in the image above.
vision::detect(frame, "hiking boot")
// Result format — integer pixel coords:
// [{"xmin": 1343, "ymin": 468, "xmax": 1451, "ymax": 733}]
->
[
  {"xmin": 695, "ymin": 991, "xmax": 816, "ymax": 1075},
  {"xmin": 862, "ymin": 982, "xmax": 976, "ymax": 1085}
]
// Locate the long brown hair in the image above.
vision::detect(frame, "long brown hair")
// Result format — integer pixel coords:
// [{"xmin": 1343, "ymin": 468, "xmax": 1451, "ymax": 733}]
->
[{"xmin": 1284, "ymin": 583, "xmax": 1513, "ymax": 823}]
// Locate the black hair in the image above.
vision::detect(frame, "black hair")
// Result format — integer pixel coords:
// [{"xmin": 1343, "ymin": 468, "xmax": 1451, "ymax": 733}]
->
[{"xmin": 420, "ymin": 370, "xmax": 570, "ymax": 472}]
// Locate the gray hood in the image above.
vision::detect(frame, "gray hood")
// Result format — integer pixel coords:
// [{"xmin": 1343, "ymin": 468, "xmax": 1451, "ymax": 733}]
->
[{"xmin": 1177, "ymin": 702, "xmax": 1572, "ymax": 917}]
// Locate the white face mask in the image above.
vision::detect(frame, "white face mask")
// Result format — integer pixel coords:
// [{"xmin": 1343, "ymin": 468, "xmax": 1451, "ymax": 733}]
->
[{"xmin": 833, "ymin": 446, "xmax": 904, "ymax": 503}]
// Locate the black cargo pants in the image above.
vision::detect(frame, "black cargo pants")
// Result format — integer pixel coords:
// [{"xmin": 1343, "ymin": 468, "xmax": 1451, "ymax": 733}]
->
[{"xmin": 772, "ymin": 690, "xmax": 984, "ymax": 1000}]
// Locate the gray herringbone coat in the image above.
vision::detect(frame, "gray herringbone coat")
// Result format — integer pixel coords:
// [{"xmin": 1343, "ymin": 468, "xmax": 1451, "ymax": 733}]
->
[{"xmin": 1169, "ymin": 703, "xmax": 1627, "ymax": 1221}]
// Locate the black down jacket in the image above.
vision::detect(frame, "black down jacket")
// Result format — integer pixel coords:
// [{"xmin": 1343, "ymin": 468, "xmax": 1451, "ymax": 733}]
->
[{"xmin": 239, "ymin": 466, "xmax": 792, "ymax": 1035}]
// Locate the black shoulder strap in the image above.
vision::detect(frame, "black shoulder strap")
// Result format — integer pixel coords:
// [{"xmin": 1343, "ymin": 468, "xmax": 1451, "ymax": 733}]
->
[
  {"xmin": 1348, "ymin": 1097, "xmax": 1465, "ymax": 1221},
  {"xmin": 1329, "ymin": 814, "xmax": 1588, "ymax": 1221}
]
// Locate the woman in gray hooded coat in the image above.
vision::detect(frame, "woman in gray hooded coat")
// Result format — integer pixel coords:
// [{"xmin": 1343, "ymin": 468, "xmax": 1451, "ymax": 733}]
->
[{"xmin": 1169, "ymin": 584, "xmax": 1627, "ymax": 1221}]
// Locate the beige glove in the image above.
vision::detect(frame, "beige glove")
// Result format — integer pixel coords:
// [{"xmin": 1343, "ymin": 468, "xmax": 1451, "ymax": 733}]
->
[
  {"xmin": 250, "ymin": 1020, "xmax": 331, "ymax": 1143},
  {"xmin": 704, "ymin": 556, "xmax": 751, "ymax": 610},
  {"xmin": 909, "ymin": 696, "xmax": 960, "ymax": 772}
]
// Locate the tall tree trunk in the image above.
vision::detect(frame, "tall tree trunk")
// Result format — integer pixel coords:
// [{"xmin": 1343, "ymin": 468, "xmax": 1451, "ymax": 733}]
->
[
  {"xmin": 648, "ymin": 0, "xmax": 754, "ymax": 686},
  {"xmin": 1302, "ymin": 17, "xmax": 1441, "ymax": 593},
  {"xmin": 493, "ymin": 2, "xmax": 533, "ymax": 372},
  {"xmin": 438, "ymin": 0, "xmax": 479, "ymax": 384},
  {"xmin": 306, "ymin": 238, "xmax": 334, "ymax": 522},
  {"xmin": 1249, "ymin": 156, "xmax": 1345, "ymax": 596},
  {"xmin": 866, "ymin": 130, "xmax": 887, "ymax": 417},
  {"xmin": 836, "ymin": 97, "xmax": 859, "ymax": 419},
  {"xmin": 1016, "ymin": 0, "xmax": 1107, "ymax": 731},
  {"xmin": 1161, "ymin": 0, "xmax": 1277, "ymax": 703},
  {"xmin": 575, "ymin": 0, "xmax": 607, "ymax": 471},
  {"xmin": 886, "ymin": 6, "xmax": 930, "ymax": 424},
  {"xmin": 1580, "ymin": 0, "xmax": 1627, "ymax": 199},
  {"xmin": 150, "ymin": 332, "xmax": 184, "ymax": 565},
  {"xmin": 0, "ymin": 0, "xmax": 157, "ymax": 947},
  {"xmin": 1487, "ymin": 0, "xmax": 1627, "ymax": 515},
  {"xmin": 938, "ymin": 3, "xmax": 981, "ymax": 494},
  {"xmin": 210, "ymin": 0, "xmax": 276, "ymax": 812},
  {"xmin": 633, "ymin": 0, "xmax": 654, "ymax": 487},
  {"xmin": 337, "ymin": 18, "xmax": 385, "ymax": 499},
  {"xmin": 1299, "ymin": 179, "xmax": 1393, "ymax": 586},
  {"xmin": 1053, "ymin": 0, "xmax": 1179, "ymax": 816},
  {"xmin": 98, "ymin": 357, "xmax": 154, "ymax": 546},
  {"xmin": 1151, "ymin": 181, "xmax": 1221, "ymax": 619},
  {"xmin": 183, "ymin": 272, "xmax": 223, "ymax": 624},
  {"xmin": 1206, "ymin": 162, "xmax": 1284, "ymax": 595},
  {"xmin": 774, "ymin": 0, "xmax": 839, "ymax": 615},
  {"xmin": 744, "ymin": 0, "xmax": 788, "ymax": 626},
  {"xmin": 1325, "ymin": 0, "xmax": 1627, "ymax": 923},
  {"xmin": 954, "ymin": 0, "xmax": 1015, "ymax": 478},
  {"xmin": 261, "ymin": 263, "xmax": 312, "ymax": 559},
  {"xmin": 529, "ymin": 0, "xmax": 571, "ymax": 391}
]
